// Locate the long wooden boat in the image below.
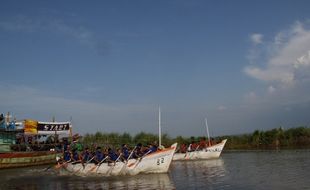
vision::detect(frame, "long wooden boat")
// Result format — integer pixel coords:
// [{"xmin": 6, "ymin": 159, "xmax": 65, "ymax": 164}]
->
[
  {"xmin": 0, "ymin": 113, "xmax": 67, "ymax": 169},
  {"xmin": 58, "ymin": 143, "xmax": 177, "ymax": 176},
  {"xmin": 173, "ymin": 139, "xmax": 227, "ymax": 161},
  {"xmin": 0, "ymin": 151, "xmax": 59, "ymax": 169}
]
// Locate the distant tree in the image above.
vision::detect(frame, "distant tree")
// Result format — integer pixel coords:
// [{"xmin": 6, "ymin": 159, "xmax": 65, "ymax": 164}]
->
[
  {"xmin": 133, "ymin": 132, "xmax": 157, "ymax": 145},
  {"xmin": 252, "ymin": 130, "xmax": 261, "ymax": 148},
  {"xmin": 121, "ymin": 132, "xmax": 133, "ymax": 145},
  {"xmin": 80, "ymin": 126, "xmax": 310, "ymax": 150},
  {"xmin": 174, "ymin": 135, "xmax": 189, "ymax": 145},
  {"xmin": 162, "ymin": 133, "xmax": 173, "ymax": 147}
]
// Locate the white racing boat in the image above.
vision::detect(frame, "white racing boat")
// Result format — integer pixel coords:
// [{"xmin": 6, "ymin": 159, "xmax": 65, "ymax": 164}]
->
[
  {"xmin": 173, "ymin": 139, "xmax": 227, "ymax": 161},
  {"xmin": 57, "ymin": 143, "xmax": 177, "ymax": 176},
  {"xmin": 173, "ymin": 117, "xmax": 227, "ymax": 161}
]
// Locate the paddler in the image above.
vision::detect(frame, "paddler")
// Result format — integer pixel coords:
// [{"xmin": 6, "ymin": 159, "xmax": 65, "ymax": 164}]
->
[
  {"xmin": 83, "ymin": 147, "xmax": 92, "ymax": 162},
  {"xmin": 149, "ymin": 143, "xmax": 158, "ymax": 153},
  {"xmin": 141, "ymin": 144, "xmax": 150, "ymax": 155},
  {"xmin": 108, "ymin": 148, "xmax": 118, "ymax": 162},
  {"xmin": 94, "ymin": 147, "xmax": 105, "ymax": 164},
  {"xmin": 133, "ymin": 143, "xmax": 143, "ymax": 158},
  {"xmin": 180, "ymin": 143, "xmax": 187, "ymax": 153},
  {"xmin": 71, "ymin": 148, "xmax": 81, "ymax": 162},
  {"xmin": 63, "ymin": 149, "xmax": 71, "ymax": 162},
  {"xmin": 188, "ymin": 141, "xmax": 198, "ymax": 152},
  {"xmin": 199, "ymin": 137, "xmax": 207, "ymax": 149},
  {"xmin": 121, "ymin": 144, "xmax": 129, "ymax": 160}
]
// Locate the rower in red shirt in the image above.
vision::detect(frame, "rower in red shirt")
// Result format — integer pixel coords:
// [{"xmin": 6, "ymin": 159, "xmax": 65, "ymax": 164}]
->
[{"xmin": 199, "ymin": 137, "xmax": 207, "ymax": 149}]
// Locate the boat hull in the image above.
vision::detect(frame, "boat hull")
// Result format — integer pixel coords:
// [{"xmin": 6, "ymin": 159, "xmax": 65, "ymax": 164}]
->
[
  {"xmin": 0, "ymin": 151, "xmax": 60, "ymax": 169},
  {"xmin": 173, "ymin": 139, "xmax": 227, "ymax": 161},
  {"xmin": 59, "ymin": 143, "xmax": 177, "ymax": 176}
]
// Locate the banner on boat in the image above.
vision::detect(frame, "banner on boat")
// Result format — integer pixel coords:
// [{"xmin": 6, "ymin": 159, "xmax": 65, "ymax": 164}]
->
[
  {"xmin": 24, "ymin": 120, "xmax": 71, "ymax": 135},
  {"xmin": 37, "ymin": 122, "xmax": 71, "ymax": 135}
]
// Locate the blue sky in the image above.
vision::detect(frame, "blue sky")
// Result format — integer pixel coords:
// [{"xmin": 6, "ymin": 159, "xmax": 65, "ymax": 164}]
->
[{"xmin": 1, "ymin": 1, "xmax": 310, "ymax": 137}]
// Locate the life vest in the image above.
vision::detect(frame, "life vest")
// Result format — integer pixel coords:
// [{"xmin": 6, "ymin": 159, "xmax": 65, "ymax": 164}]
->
[
  {"xmin": 122, "ymin": 147, "xmax": 129, "ymax": 159},
  {"xmin": 95, "ymin": 151, "xmax": 104, "ymax": 161},
  {"xmin": 180, "ymin": 144, "xmax": 187, "ymax": 153},
  {"xmin": 199, "ymin": 140, "xmax": 207, "ymax": 149},
  {"xmin": 191, "ymin": 143, "xmax": 198, "ymax": 150},
  {"xmin": 109, "ymin": 150, "xmax": 118, "ymax": 161},
  {"xmin": 83, "ymin": 151, "xmax": 91, "ymax": 161},
  {"xmin": 64, "ymin": 151, "xmax": 71, "ymax": 161},
  {"xmin": 72, "ymin": 151, "xmax": 79, "ymax": 161},
  {"xmin": 150, "ymin": 146, "xmax": 157, "ymax": 153}
]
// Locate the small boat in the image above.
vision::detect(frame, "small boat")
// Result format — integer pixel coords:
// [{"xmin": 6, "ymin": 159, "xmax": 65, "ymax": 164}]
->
[
  {"xmin": 57, "ymin": 143, "xmax": 177, "ymax": 176},
  {"xmin": 0, "ymin": 151, "xmax": 60, "ymax": 169},
  {"xmin": 173, "ymin": 117, "xmax": 227, "ymax": 161},
  {"xmin": 0, "ymin": 113, "xmax": 67, "ymax": 169},
  {"xmin": 57, "ymin": 107, "xmax": 177, "ymax": 176},
  {"xmin": 173, "ymin": 139, "xmax": 227, "ymax": 161}
]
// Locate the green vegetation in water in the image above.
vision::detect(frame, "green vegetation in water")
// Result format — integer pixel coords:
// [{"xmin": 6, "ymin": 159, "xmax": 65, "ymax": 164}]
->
[{"xmin": 80, "ymin": 126, "xmax": 310, "ymax": 150}]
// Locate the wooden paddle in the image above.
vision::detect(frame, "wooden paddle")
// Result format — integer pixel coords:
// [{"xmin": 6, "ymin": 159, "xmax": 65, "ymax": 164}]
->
[
  {"xmin": 127, "ymin": 146, "xmax": 137, "ymax": 161},
  {"xmin": 86, "ymin": 156, "xmax": 96, "ymax": 164},
  {"xmin": 119, "ymin": 147, "xmax": 137, "ymax": 174},
  {"xmin": 55, "ymin": 159, "xmax": 72, "ymax": 169},
  {"xmin": 114, "ymin": 153, "xmax": 122, "ymax": 165},
  {"xmin": 127, "ymin": 149, "xmax": 152, "ymax": 168},
  {"xmin": 106, "ymin": 153, "xmax": 123, "ymax": 175},
  {"xmin": 89, "ymin": 156, "xmax": 109, "ymax": 172},
  {"xmin": 44, "ymin": 165, "xmax": 54, "ymax": 171},
  {"xmin": 184, "ymin": 145, "xmax": 200, "ymax": 159}
]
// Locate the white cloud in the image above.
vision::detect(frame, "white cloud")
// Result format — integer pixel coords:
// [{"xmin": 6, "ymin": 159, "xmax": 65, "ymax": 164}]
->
[
  {"xmin": 250, "ymin": 33, "xmax": 263, "ymax": 45},
  {"xmin": 0, "ymin": 15, "xmax": 108, "ymax": 55},
  {"xmin": 294, "ymin": 50, "xmax": 310, "ymax": 68},
  {"xmin": 243, "ymin": 21, "xmax": 310, "ymax": 110},
  {"xmin": 247, "ymin": 33, "xmax": 264, "ymax": 64},
  {"xmin": 244, "ymin": 66, "xmax": 294, "ymax": 85},
  {"xmin": 245, "ymin": 21, "xmax": 310, "ymax": 87}
]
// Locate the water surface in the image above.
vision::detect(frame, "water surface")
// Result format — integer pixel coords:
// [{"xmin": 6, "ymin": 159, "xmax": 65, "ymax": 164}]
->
[{"xmin": 1, "ymin": 150, "xmax": 309, "ymax": 190}]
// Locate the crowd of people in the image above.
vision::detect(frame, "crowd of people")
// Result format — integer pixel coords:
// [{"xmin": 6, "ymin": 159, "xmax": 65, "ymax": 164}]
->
[
  {"xmin": 60, "ymin": 137, "xmax": 159, "ymax": 165},
  {"xmin": 58, "ymin": 135, "xmax": 215, "ymax": 165},
  {"xmin": 178, "ymin": 137, "xmax": 212, "ymax": 153}
]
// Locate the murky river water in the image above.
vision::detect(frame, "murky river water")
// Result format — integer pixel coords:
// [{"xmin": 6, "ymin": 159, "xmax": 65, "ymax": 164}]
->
[{"xmin": 1, "ymin": 150, "xmax": 309, "ymax": 190}]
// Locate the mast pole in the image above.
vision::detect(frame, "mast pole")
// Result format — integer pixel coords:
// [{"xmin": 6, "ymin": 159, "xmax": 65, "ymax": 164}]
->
[
  {"xmin": 205, "ymin": 118, "xmax": 211, "ymax": 146},
  {"xmin": 158, "ymin": 106, "xmax": 161, "ymax": 148},
  {"xmin": 69, "ymin": 116, "xmax": 73, "ymax": 138}
]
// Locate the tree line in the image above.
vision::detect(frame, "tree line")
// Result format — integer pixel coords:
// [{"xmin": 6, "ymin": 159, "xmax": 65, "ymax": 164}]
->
[
  {"xmin": 80, "ymin": 126, "xmax": 310, "ymax": 150},
  {"xmin": 221, "ymin": 126, "xmax": 310, "ymax": 149}
]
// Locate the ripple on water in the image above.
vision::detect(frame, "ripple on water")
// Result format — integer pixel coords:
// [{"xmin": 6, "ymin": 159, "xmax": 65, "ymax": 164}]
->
[{"xmin": 1, "ymin": 150, "xmax": 310, "ymax": 190}]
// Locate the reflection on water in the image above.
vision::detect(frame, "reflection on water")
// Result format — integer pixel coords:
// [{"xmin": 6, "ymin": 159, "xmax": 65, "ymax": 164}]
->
[
  {"xmin": 51, "ymin": 173, "xmax": 175, "ymax": 190},
  {"xmin": 170, "ymin": 159, "xmax": 227, "ymax": 189},
  {"xmin": 1, "ymin": 150, "xmax": 310, "ymax": 190},
  {"xmin": 0, "ymin": 166, "xmax": 175, "ymax": 190}
]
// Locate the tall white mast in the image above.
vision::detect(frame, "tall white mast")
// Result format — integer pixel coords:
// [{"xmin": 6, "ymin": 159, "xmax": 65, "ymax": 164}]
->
[
  {"xmin": 158, "ymin": 106, "xmax": 162, "ymax": 148},
  {"xmin": 205, "ymin": 117, "xmax": 211, "ymax": 146}
]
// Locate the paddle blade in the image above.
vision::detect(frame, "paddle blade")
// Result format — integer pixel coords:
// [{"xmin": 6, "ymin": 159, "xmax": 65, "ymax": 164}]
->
[{"xmin": 90, "ymin": 165, "xmax": 97, "ymax": 172}]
